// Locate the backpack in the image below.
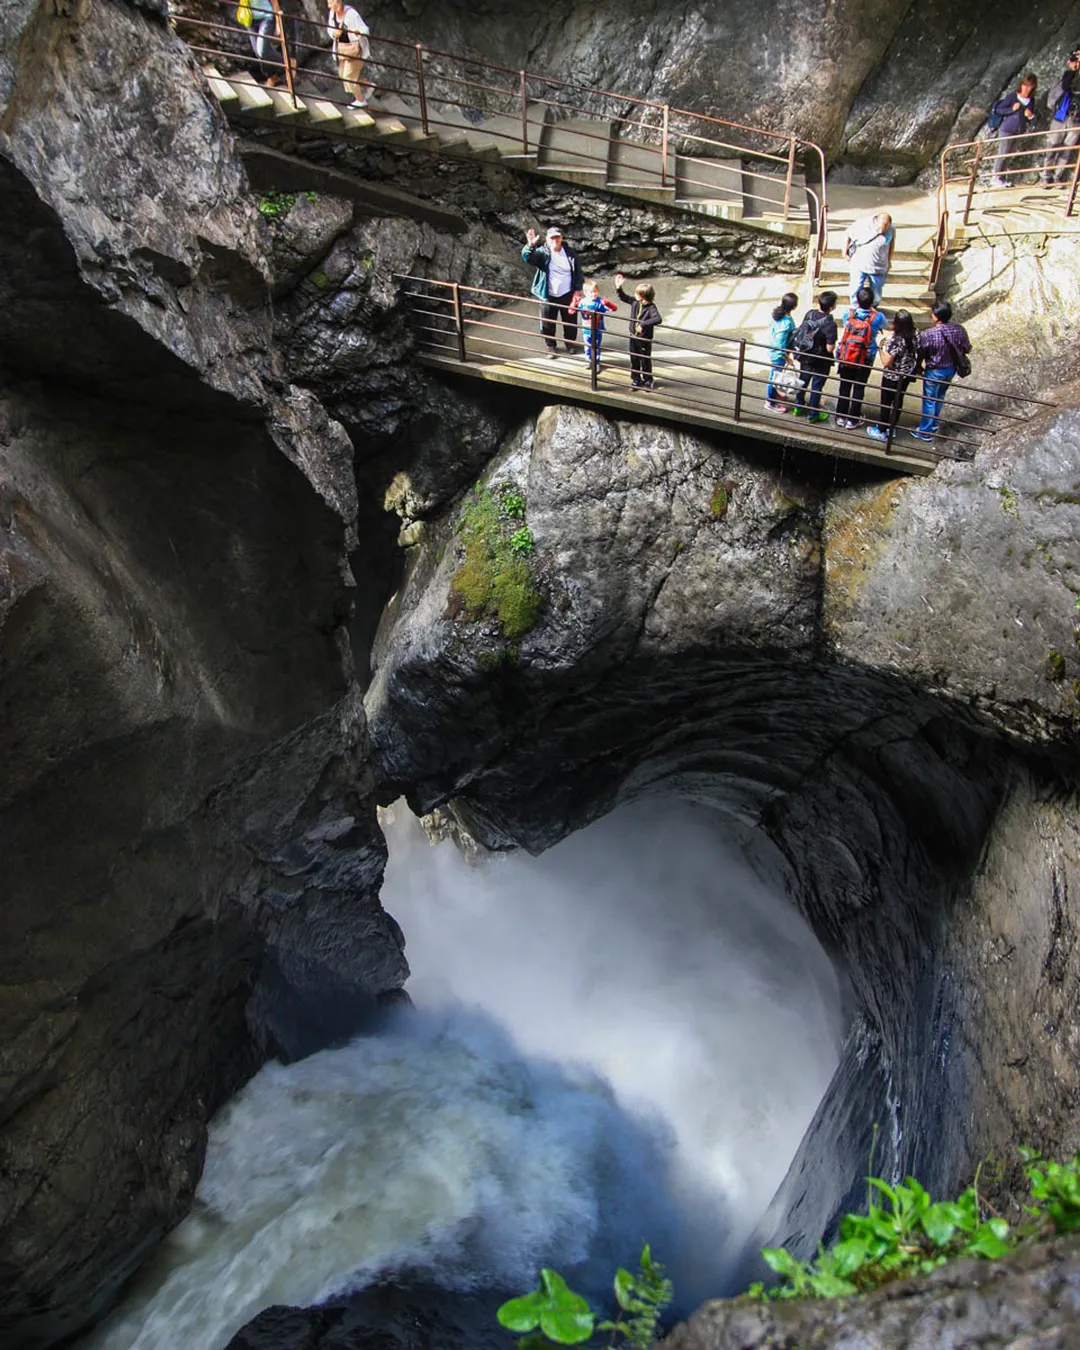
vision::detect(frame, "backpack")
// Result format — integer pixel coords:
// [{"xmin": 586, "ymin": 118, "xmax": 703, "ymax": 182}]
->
[
  {"xmin": 1048, "ymin": 78, "xmax": 1071, "ymax": 122},
  {"xmin": 987, "ymin": 106, "xmax": 1005, "ymax": 133},
  {"xmin": 835, "ymin": 310, "xmax": 877, "ymax": 366},
  {"xmin": 792, "ymin": 311, "xmax": 831, "ymax": 356}
]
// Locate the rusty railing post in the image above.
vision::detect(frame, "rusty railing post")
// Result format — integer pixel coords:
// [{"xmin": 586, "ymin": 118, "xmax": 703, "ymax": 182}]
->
[
  {"xmin": 520, "ymin": 70, "xmax": 529, "ymax": 155},
  {"xmin": 661, "ymin": 103, "xmax": 670, "ymax": 189},
  {"xmin": 1067, "ymin": 146, "xmax": 1080, "ymax": 218},
  {"xmin": 589, "ymin": 312, "xmax": 599, "ymax": 390},
  {"xmin": 962, "ymin": 140, "xmax": 984, "ymax": 226},
  {"xmin": 415, "ymin": 43, "xmax": 429, "ymax": 134},
  {"xmin": 452, "ymin": 283, "xmax": 467, "ymax": 362},
  {"xmin": 782, "ymin": 136, "xmax": 796, "ymax": 221},
  {"xmin": 733, "ymin": 339, "xmax": 746, "ymax": 422},
  {"xmin": 268, "ymin": 0, "xmax": 296, "ymax": 106}
]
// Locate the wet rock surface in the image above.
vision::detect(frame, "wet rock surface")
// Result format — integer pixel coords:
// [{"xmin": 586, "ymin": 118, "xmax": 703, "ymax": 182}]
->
[{"xmin": 665, "ymin": 1231, "xmax": 1080, "ymax": 1350}]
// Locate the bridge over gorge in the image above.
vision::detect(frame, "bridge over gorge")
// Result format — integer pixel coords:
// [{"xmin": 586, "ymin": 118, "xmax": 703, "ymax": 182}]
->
[
  {"xmin": 398, "ymin": 276, "xmax": 1054, "ymax": 476},
  {"xmin": 177, "ymin": 12, "xmax": 1074, "ymax": 468}
]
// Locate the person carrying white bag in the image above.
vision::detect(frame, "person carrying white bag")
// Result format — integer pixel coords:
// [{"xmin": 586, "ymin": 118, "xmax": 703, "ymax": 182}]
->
[{"xmin": 327, "ymin": 0, "xmax": 371, "ymax": 109}]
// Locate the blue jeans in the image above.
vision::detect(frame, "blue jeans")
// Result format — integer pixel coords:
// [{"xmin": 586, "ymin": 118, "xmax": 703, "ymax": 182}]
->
[
  {"xmin": 765, "ymin": 357, "xmax": 787, "ymax": 401},
  {"xmin": 918, "ymin": 366, "xmax": 955, "ymax": 435},
  {"xmin": 797, "ymin": 366, "xmax": 828, "ymax": 409},
  {"xmin": 849, "ymin": 269, "xmax": 886, "ymax": 304}
]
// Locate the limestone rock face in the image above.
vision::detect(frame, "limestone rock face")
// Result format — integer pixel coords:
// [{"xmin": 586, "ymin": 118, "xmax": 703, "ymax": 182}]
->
[
  {"xmin": 664, "ymin": 1230, "xmax": 1080, "ymax": 1350},
  {"xmin": 0, "ymin": 3, "xmax": 405, "ymax": 1346},
  {"xmin": 362, "ymin": 0, "xmax": 1080, "ymax": 179}
]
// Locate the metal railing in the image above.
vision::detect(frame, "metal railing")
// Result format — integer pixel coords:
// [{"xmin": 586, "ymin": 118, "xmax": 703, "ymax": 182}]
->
[
  {"xmin": 178, "ymin": 15, "xmax": 829, "ymax": 278},
  {"xmin": 931, "ymin": 125, "xmax": 1080, "ymax": 283},
  {"xmin": 397, "ymin": 276, "xmax": 1055, "ymax": 462}
]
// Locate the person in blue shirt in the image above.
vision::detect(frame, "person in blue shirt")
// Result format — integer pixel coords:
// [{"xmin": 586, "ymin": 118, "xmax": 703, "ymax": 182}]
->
[
  {"xmin": 1043, "ymin": 49, "xmax": 1080, "ymax": 185},
  {"xmin": 574, "ymin": 280, "xmax": 618, "ymax": 367},
  {"xmin": 763, "ymin": 292, "xmax": 798, "ymax": 412},
  {"xmin": 833, "ymin": 286, "xmax": 888, "ymax": 429}
]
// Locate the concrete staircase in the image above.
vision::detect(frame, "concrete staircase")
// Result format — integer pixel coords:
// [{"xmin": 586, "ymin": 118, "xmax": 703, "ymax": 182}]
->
[{"xmin": 203, "ymin": 68, "xmax": 813, "ymax": 239}]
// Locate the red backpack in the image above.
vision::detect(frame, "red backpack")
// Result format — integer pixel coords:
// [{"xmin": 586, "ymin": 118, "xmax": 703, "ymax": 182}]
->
[{"xmin": 835, "ymin": 310, "xmax": 877, "ymax": 366}]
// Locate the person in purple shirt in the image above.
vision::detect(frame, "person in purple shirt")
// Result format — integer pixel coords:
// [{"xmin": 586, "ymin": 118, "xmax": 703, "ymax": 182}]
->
[{"xmin": 912, "ymin": 301, "xmax": 972, "ymax": 443}]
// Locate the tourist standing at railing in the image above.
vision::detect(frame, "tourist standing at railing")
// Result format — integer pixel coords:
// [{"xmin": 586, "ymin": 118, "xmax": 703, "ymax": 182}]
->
[
  {"xmin": 761, "ymin": 292, "xmax": 799, "ymax": 413},
  {"xmin": 1043, "ymin": 49, "xmax": 1080, "ymax": 185},
  {"xmin": 843, "ymin": 212, "xmax": 894, "ymax": 306},
  {"xmin": 614, "ymin": 276, "xmax": 662, "ymax": 391},
  {"xmin": 833, "ymin": 285, "xmax": 887, "ymax": 430},
  {"xmin": 867, "ymin": 310, "xmax": 918, "ymax": 443},
  {"xmin": 791, "ymin": 290, "xmax": 837, "ymax": 423},
  {"xmin": 991, "ymin": 74, "xmax": 1038, "ymax": 186},
  {"xmin": 911, "ymin": 302, "xmax": 971, "ymax": 444},
  {"xmin": 523, "ymin": 227, "xmax": 583, "ymax": 359},
  {"xmin": 574, "ymin": 281, "xmax": 618, "ymax": 369},
  {"xmin": 327, "ymin": 0, "xmax": 370, "ymax": 109}
]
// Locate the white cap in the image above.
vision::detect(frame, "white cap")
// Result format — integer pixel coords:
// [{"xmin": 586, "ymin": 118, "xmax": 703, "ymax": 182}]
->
[{"xmin": 545, "ymin": 226, "xmax": 564, "ymax": 240}]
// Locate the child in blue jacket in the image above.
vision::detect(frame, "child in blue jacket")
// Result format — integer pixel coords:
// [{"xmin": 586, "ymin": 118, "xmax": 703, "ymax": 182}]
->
[{"xmin": 574, "ymin": 280, "xmax": 618, "ymax": 366}]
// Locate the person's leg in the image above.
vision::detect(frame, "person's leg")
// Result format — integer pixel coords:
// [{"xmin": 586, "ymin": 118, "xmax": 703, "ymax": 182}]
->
[
  {"xmin": 849, "ymin": 268, "xmax": 864, "ymax": 302},
  {"xmin": 993, "ymin": 133, "xmax": 1015, "ymax": 182},
  {"xmin": 1058, "ymin": 125, "xmax": 1080, "ymax": 181},
  {"xmin": 629, "ymin": 340, "xmax": 642, "ymax": 385},
  {"xmin": 1044, "ymin": 125, "xmax": 1066, "ymax": 182},
  {"xmin": 867, "ymin": 272, "xmax": 886, "ymax": 305},
  {"xmin": 556, "ymin": 297, "xmax": 578, "ymax": 351},
  {"xmin": 849, "ymin": 363, "xmax": 872, "ymax": 423},
  {"xmin": 916, "ymin": 369, "xmax": 954, "ymax": 436},
  {"xmin": 340, "ymin": 56, "xmax": 365, "ymax": 103},
  {"xmin": 876, "ymin": 378, "xmax": 896, "ymax": 432},
  {"xmin": 836, "ymin": 365, "xmax": 854, "ymax": 419},
  {"xmin": 639, "ymin": 343, "xmax": 654, "ymax": 386},
  {"xmin": 765, "ymin": 358, "xmax": 785, "ymax": 404},
  {"xmin": 540, "ymin": 299, "xmax": 559, "ymax": 352},
  {"xmin": 809, "ymin": 370, "xmax": 827, "ymax": 411}
]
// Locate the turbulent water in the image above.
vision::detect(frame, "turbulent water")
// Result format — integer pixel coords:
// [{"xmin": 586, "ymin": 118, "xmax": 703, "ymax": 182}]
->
[{"xmin": 83, "ymin": 798, "xmax": 843, "ymax": 1350}]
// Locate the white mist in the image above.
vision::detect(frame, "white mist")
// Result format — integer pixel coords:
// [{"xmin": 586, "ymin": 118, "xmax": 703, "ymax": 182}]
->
[{"xmin": 81, "ymin": 797, "xmax": 842, "ymax": 1350}]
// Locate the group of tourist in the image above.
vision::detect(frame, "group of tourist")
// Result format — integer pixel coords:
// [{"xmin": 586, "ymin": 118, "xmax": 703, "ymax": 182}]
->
[
  {"xmin": 521, "ymin": 228, "xmax": 663, "ymax": 390},
  {"xmin": 243, "ymin": 0, "xmax": 371, "ymax": 108},
  {"xmin": 991, "ymin": 47, "xmax": 1080, "ymax": 186},
  {"xmin": 520, "ymin": 220, "xmax": 972, "ymax": 445}
]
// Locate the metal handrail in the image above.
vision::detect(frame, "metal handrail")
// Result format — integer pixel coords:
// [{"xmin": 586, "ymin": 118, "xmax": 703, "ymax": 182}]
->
[
  {"xmin": 396, "ymin": 275, "xmax": 1056, "ymax": 460},
  {"xmin": 933, "ymin": 124, "xmax": 1080, "ymax": 277},
  {"xmin": 179, "ymin": 14, "xmax": 828, "ymax": 272}
]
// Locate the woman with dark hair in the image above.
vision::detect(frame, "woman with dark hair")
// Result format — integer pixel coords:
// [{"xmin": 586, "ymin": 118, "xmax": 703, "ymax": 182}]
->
[
  {"xmin": 992, "ymin": 73, "xmax": 1038, "ymax": 186},
  {"xmin": 763, "ymin": 291, "xmax": 799, "ymax": 412},
  {"xmin": 867, "ymin": 309, "xmax": 918, "ymax": 442}
]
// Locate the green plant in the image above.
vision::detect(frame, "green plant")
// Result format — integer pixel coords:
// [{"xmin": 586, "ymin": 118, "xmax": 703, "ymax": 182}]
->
[
  {"xmin": 500, "ymin": 487, "xmax": 527, "ymax": 519},
  {"xmin": 498, "ymin": 1247, "xmax": 672, "ymax": 1350},
  {"xmin": 1046, "ymin": 649, "xmax": 1067, "ymax": 682},
  {"xmin": 257, "ymin": 190, "xmax": 298, "ymax": 219},
  {"xmin": 749, "ymin": 1149, "xmax": 1080, "ymax": 1305},
  {"xmin": 996, "ymin": 483, "xmax": 1019, "ymax": 517},
  {"xmin": 450, "ymin": 488, "xmax": 542, "ymax": 640},
  {"xmin": 1021, "ymin": 1149, "xmax": 1080, "ymax": 1233},
  {"xmin": 709, "ymin": 484, "xmax": 729, "ymax": 519}
]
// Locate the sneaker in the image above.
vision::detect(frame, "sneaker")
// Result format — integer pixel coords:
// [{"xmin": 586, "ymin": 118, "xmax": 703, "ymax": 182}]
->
[
  {"xmin": 866, "ymin": 425, "xmax": 889, "ymax": 441},
  {"xmin": 791, "ymin": 406, "xmax": 807, "ymax": 417},
  {"xmin": 349, "ymin": 98, "xmax": 369, "ymax": 109},
  {"xmin": 763, "ymin": 400, "xmax": 788, "ymax": 413},
  {"xmin": 546, "ymin": 351, "xmax": 559, "ymax": 360},
  {"xmin": 910, "ymin": 430, "xmax": 935, "ymax": 443},
  {"xmin": 807, "ymin": 410, "xmax": 829, "ymax": 423},
  {"xmin": 630, "ymin": 380, "xmax": 642, "ymax": 388},
  {"xmin": 991, "ymin": 176, "xmax": 1008, "ymax": 188},
  {"xmin": 640, "ymin": 381, "xmax": 655, "ymax": 391},
  {"xmin": 834, "ymin": 416, "xmax": 855, "ymax": 429},
  {"xmin": 564, "ymin": 342, "xmax": 578, "ymax": 354}
]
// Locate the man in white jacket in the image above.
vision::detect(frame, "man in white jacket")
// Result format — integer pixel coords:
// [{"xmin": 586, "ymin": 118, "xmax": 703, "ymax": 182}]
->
[{"xmin": 327, "ymin": 0, "xmax": 370, "ymax": 108}]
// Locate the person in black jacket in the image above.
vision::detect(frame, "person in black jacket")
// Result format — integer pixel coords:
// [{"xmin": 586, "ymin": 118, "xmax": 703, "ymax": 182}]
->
[
  {"xmin": 991, "ymin": 73, "xmax": 1038, "ymax": 186},
  {"xmin": 614, "ymin": 274, "xmax": 663, "ymax": 390},
  {"xmin": 1043, "ymin": 48, "xmax": 1080, "ymax": 185}
]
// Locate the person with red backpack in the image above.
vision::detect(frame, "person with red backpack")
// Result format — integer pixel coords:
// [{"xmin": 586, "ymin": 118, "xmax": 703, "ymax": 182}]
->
[{"xmin": 833, "ymin": 285, "xmax": 888, "ymax": 429}]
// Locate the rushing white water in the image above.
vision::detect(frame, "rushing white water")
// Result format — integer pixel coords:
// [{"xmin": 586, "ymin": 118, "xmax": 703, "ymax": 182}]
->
[{"xmin": 83, "ymin": 797, "xmax": 842, "ymax": 1350}]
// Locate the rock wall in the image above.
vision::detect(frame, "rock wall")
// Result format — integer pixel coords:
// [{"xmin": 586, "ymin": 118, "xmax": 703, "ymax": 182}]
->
[
  {"xmin": 356, "ymin": 0, "xmax": 1080, "ymax": 180},
  {"xmin": 0, "ymin": 3, "xmax": 405, "ymax": 1345}
]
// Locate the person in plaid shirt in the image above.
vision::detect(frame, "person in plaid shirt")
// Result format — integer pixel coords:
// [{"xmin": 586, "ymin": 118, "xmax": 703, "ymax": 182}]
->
[{"xmin": 912, "ymin": 302, "xmax": 972, "ymax": 443}]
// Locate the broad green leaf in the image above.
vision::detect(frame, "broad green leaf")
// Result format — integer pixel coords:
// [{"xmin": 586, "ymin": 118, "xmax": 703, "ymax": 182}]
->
[
  {"xmin": 921, "ymin": 1204, "xmax": 958, "ymax": 1246},
  {"xmin": 498, "ymin": 1291, "xmax": 545, "ymax": 1332},
  {"xmin": 829, "ymin": 1237, "xmax": 871, "ymax": 1277},
  {"xmin": 614, "ymin": 1268, "xmax": 635, "ymax": 1310},
  {"xmin": 807, "ymin": 1270, "xmax": 857, "ymax": 1298},
  {"xmin": 539, "ymin": 1303, "xmax": 595, "ymax": 1345},
  {"xmin": 762, "ymin": 1247, "xmax": 803, "ymax": 1278},
  {"xmin": 868, "ymin": 1177, "xmax": 898, "ymax": 1206}
]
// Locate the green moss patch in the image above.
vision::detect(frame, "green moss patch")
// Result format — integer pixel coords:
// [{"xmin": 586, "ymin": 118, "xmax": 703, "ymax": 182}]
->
[{"xmin": 450, "ymin": 487, "xmax": 542, "ymax": 641}]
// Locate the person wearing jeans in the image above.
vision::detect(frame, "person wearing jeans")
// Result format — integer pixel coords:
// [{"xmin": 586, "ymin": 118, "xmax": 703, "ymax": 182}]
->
[
  {"xmin": 912, "ymin": 301, "xmax": 972, "ymax": 442},
  {"xmin": 521, "ymin": 226, "xmax": 583, "ymax": 358},
  {"xmin": 991, "ymin": 74, "xmax": 1038, "ymax": 185}
]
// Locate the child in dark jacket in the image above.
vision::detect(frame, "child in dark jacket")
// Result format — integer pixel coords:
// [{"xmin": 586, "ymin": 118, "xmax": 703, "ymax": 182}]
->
[{"xmin": 615, "ymin": 274, "xmax": 663, "ymax": 390}]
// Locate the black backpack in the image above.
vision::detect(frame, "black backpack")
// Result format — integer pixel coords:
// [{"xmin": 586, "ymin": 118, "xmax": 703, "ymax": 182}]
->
[{"xmin": 792, "ymin": 311, "xmax": 831, "ymax": 356}]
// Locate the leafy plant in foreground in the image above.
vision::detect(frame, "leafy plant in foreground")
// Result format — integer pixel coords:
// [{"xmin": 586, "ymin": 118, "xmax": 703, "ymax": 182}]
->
[
  {"xmin": 750, "ymin": 1147, "xmax": 1080, "ymax": 1303},
  {"xmin": 498, "ymin": 1245, "xmax": 672, "ymax": 1349}
]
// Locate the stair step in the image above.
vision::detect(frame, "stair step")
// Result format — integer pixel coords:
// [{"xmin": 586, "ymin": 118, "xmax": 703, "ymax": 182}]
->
[
  {"xmin": 305, "ymin": 97, "xmax": 345, "ymax": 124},
  {"xmin": 202, "ymin": 66, "xmax": 239, "ymax": 105},
  {"xmin": 608, "ymin": 135, "xmax": 675, "ymax": 189},
  {"xmin": 343, "ymin": 107, "xmax": 377, "ymax": 131},
  {"xmin": 676, "ymin": 154, "xmax": 743, "ymax": 203},
  {"xmin": 539, "ymin": 117, "xmax": 611, "ymax": 173},
  {"xmin": 606, "ymin": 181, "xmax": 676, "ymax": 192},
  {"xmin": 232, "ymin": 76, "xmax": 275, "ymax": 112},
  {"xmin": 373, "ymin": 115, "xmax": 409, "ymax": 136},
  {"xmin": 265, "ymin": 87, "xmax": 305, "ymax": 119}
]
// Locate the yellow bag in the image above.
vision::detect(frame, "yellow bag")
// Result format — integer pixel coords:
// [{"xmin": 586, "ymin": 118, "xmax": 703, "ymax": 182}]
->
[{"xmin": 236, "ymin": 0, "xmax": 253, "ymax": 28}]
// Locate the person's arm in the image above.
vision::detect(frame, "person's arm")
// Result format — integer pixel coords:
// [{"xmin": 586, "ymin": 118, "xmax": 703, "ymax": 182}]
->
[
  {"xmin": 887, "ymin": 228, "xmax": 895, "ymax": 268},
  {"xmin": 602, "ymin": 298, "xmax": 617, "ymax": 313}
]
